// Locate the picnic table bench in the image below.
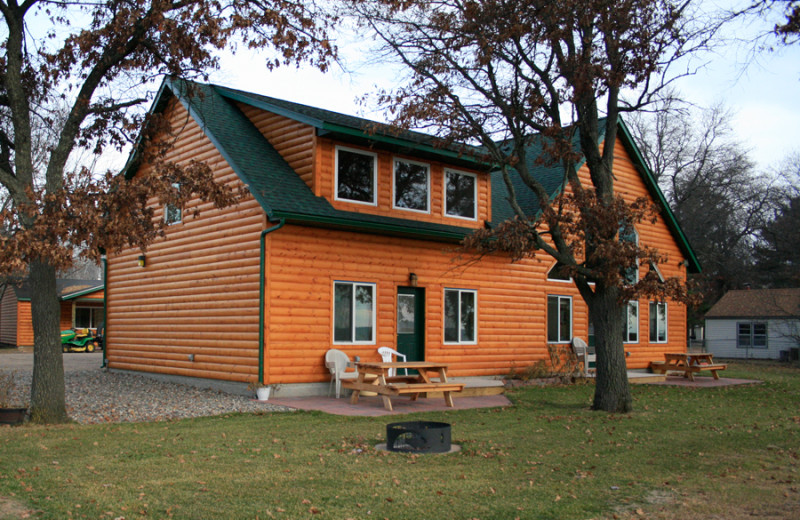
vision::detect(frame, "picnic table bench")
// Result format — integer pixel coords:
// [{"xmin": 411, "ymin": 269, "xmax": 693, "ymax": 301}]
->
[
  {"xmin": 650, "ymin": 352, "xmax": 727, "ymax": 381},
  {"xmin": 342, "ymin": 361, "xmax": 465, "ymax": 411}
]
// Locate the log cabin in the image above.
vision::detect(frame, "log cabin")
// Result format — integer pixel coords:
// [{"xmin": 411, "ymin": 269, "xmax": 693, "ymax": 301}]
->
[
  {"xmin": 0, "ymin": 278, "xmax": 105, "ymax": 349},
  {"xmin": 105, "ymin": 78, "xmax": 700, "ymax": 395}
]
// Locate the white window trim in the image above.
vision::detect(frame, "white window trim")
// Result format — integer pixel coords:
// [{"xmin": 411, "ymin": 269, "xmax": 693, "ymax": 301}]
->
[
  {"xmin": 546, "ymin": 261, "xmax": 572, "ymax": 283},
  {"xmin": 392, "ymin": 157, "xmax": 431, "ymax": 214},
  {"xmin": 623, "ymin": 301, "xmax": 639, "ymax": 344},
  {"xmin": 620, "ymin": 225, "xmax": 639, "ymax": 284},
  {"xmin": 649, "ymin": 261, "xmax": 665, "ymax": 282},
  {"xmin": 165, "ymin": 182, "xmax": 182, "ymax": 225},
  {"xmin": 737, "ymin": 321, "xmax": 768, "ymax": 349},
  {"xmin": 334, "ymin": 145, "xmax": 378, "ymax": 206},
  {"xmin": 444, "ymin": 169, "xmax": 478, "ymax": 221},
  {"xmin": 332, "ymin": 281, "xmax": 377, "ymax": 345},
  {"xmin": 443, "ymin": 288, "xmax": 478, "ymax": 345},
  {"xmin": 547, "ymin": 294, "xmax": 573, "ymax": 344},
  {"xmin": 73, "ymin": 304, "xmax": 103, "ymax": 330},
  {"xmin": 649, "ymin": 301, "xmax": 668, "ymax": 343}
]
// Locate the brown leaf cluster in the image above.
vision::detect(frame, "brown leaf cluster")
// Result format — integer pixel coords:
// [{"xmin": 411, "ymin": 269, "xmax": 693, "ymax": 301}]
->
[
  {"xmin": 0, "ymin": 160, "xmax": 244, "ymax": 275},
  {"xmin": 463, "ymin": 189, "xmax": 699, "ymax": 306}
]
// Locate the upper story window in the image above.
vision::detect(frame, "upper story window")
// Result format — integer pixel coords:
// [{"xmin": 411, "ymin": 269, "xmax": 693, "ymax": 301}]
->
[
  {"xmin": 547, "ymin": 262, "xmax": 571, "ymax": 282},
  {"xmin": 336, "ymin": 146, "xmax": 377, "ymax": 205},
  {"xmin": 619, "ymin": 223, "xmax": 639, "ymax": 284},
  {"xmin": 165, "ymin": 183, "xmax": 182, "ymax": 224},
  {"xmin": 445, "ymin": 169, "xmax": 477, "ymax": 220},
  {"xmin": 393, "ymin": 158, "xmax": 430, "ymax": 213}
]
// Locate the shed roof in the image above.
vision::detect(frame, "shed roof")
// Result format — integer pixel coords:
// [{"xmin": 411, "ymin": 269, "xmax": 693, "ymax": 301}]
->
[
  {"xmin": 130, "ymin": 77, "xmax": 700, "ymax": 271},
  {"xmin": 705, "ymin": 288, "xmax": 800, "ymax": 319},
  {"xmin": 6, "ymin": 279, "xmax": 104, "ymax": 302}
]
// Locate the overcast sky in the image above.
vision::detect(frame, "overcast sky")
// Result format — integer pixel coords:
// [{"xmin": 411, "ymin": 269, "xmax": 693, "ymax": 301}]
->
[{"xmin": 208, "ymin": 8, "xmax": 800, "ymax": 174}]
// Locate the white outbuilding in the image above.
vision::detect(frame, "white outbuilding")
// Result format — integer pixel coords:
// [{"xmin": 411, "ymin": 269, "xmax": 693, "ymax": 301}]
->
[{"xmin": 704, "ymin": 288, "xmax": 800, "ymax": 360}]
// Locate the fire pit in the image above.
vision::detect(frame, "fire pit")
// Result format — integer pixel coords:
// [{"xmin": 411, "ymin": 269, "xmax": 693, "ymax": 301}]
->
[{"xmin": 386, "ymin": 421, "xmax": 452, "ymax": 453}]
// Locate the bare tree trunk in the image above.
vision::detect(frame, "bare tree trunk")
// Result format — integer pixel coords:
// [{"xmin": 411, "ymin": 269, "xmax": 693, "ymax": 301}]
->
[
  {"xmin": 589, "ymin": 287, "xmax": 633, "ymax": 413},
  {"xmin": 29, "ymin": 260, "xmax": 68, "ymax": 423}
]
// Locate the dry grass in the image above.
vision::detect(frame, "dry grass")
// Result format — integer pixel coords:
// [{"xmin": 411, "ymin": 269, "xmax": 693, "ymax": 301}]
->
[{"xmin": 0, "ymin": 360, "xmax": 798, "ymax": 519}]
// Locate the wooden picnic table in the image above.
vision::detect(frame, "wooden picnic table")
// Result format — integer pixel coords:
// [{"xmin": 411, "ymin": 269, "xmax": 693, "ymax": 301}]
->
[
  {"xmin": 650, "ymin": 352, "xmax": 727, "ymax": 381},
  {"xmin": 342, "ymin": 361, "xmax": 465, "ymax": 411}
]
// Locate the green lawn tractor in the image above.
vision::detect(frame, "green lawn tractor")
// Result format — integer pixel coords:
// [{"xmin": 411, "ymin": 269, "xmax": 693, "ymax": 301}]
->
[{"xmin": 61, "ymin": 329, "xmax": 99, "ymax": 353}]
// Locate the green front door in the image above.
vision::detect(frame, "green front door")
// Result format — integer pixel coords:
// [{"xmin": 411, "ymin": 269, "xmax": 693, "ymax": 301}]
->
[{"xmin": 396, "ymin": 287, "xmax": 424, "ymax": 362}]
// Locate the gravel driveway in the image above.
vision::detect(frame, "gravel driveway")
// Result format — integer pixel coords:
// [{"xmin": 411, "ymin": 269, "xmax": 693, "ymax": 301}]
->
[{"xmin": 1, "ymin": 351, "xmax": 292, "ymax": 424}]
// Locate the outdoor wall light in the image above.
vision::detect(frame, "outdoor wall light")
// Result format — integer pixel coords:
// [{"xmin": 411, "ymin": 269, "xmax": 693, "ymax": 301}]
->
[
  {"xmin": 137, "ymin": 255, "xmax": 146, "ymax": 268},
  {"xmin": 409, "ymin": 272, "xmax": 418, "ymax": 287}
]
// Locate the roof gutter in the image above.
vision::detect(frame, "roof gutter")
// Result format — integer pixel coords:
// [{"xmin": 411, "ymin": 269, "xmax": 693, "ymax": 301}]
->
[
  {"xmin": 258, "ymin": 218, "xmax": 285, "ymax": 384},
  {"xmin": 273, "ymin": 210, "xmax": 469, "ymax": 243}
]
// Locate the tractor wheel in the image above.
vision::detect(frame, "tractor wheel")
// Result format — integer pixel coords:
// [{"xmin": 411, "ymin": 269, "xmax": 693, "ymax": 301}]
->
[
  {"xmin": 62, "ymin": 344, "xmax": 69, "ymax": 353},
  {"xmin": 87, "ymin": 342, "xmax": 96, "ymax": 353}
]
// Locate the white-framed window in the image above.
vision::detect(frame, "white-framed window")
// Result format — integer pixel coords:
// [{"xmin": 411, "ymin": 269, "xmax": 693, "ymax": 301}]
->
[
  {"xmin": 649, "ymin": 301, "xmax": 668, "ymax": 343},
  {"xmin": 619, "ymin": 223, "xmax": 639, "ymax": 284},
  {"xmin": 445, "ymin": 169, "xmax": 477, "ymax": 220},
  {"xmin": 737, "ymin": 322, "xmax": 767, "ymax": 349},
  {"xmin": 547, "ymin": 295, "xmax": 572, "ymax": 343},
  {"xmin": 393, "ymin": 158, "xmax": 430, "ymax": 213},
  {"xmin": 165, "ymin": 183, "xmax": 182, "ymax": 224},
  {"xmin": 333, "ymin": 281, "xmax": 376, "ymax": 344},
  {"xmin": 335, "ymin": 146, "xmax": 378, "ymax": 205},
  {"xmin": 623, "ymin": 301, "xmax": 639, "ymax": 343},
  {"xmin": 547, "ymin": 262, "xmax": 571, "ymax": 282},
  {"xmin": 74, "ymin": 306, "xmax": 104, "ymax": 330},
  {"xmin": 649, "ymin": 261, "xmax": 665, "ymax": 282},
  {"xmin": 444, "ymin": 288, "xmax": 477, "ymax": 344}
]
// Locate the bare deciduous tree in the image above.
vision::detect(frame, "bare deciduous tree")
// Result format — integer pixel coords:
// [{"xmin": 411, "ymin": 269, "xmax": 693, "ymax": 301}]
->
[
  {"xmin": 627, "ymin": 96, "xmax": 781, "ymax": 308},
  {"xmin": 0, "ymin": 0, "xmax": 335, "ymax": 423},
  {"xmin": 350, "ymin": 0, "xmax": 721, "ymax": 412}
]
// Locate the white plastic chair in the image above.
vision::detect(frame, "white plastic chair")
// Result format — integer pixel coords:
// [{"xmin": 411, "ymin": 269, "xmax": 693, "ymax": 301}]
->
[
  {"xmin": 377, "ymin": 346, "xmax": 408, "ymax": 376},
  {"xmin": 325, "ymin": 349, "xmax": 359, "ymax": 398},
  {"xmin": 571, "ymin": 337, "xmax": 595, "ymax": 376}
]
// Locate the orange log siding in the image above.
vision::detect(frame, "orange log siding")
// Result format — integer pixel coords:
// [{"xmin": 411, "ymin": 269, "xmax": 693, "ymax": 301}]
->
[
  {"xmin": 0, "ymin": 288, "xmax": 19, "ymax": 346},
  {"xmin": 16, "ymin": 301, "xmax": 33, "ymax": 347},
  {"xmin": 59, "ymin": 303, "xmax": 73, "ymax": 331},
  {"xmin": 595, "ymin": 138, "xmax": 688, "ymax": 367},
  {"xmin": 106, "ymin": 93, "xmax": 690, "ymax": 387},
  {"xmin": 315, "ymin": 137, "xmax": 490, "ymax": 228},
  {"xmin": 106, "ymin": 98, "xmax": 265, "ymax": 383}
]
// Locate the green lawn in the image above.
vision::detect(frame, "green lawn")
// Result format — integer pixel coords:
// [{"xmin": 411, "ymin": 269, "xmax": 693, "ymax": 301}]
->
[{"xmin": 1, "ymin": 361, "xmax": 798, "ymax": 520}]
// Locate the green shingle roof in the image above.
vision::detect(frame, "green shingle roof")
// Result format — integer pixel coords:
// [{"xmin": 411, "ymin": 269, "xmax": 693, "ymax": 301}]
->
[
  {"xmin": 145, "ymin": 78, "xmax": 699, "ymax": 270},
  {"xmin": 165, "ymin": 78, "xmax": 476, "ymax": 241},
  {"xmin": 5, "ymin": 278, "xmax": 104, "ymax": 302}
]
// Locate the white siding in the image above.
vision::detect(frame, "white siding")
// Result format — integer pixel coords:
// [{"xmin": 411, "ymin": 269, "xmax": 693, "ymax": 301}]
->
[{"xmin": 705, "ymin": 318, "xmax": 799, "ymax": 359}]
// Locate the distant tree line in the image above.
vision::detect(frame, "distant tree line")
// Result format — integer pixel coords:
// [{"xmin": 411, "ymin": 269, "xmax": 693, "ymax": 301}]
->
[{"xmin": 629, "ymin": 100, "xmax": 799, "ymax": 324}]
